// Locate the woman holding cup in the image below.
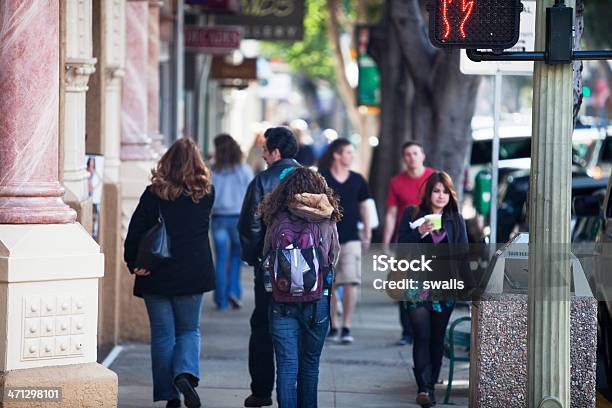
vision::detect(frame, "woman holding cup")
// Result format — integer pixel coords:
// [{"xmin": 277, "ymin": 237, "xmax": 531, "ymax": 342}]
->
[{"xmin": 397, "ymin": 171, "xmax": 468, "ymax": 408}]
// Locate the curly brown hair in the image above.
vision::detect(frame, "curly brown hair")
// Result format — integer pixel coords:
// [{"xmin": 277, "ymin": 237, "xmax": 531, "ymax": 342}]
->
[
  {"xmin": 258, "ymin": 167, "xmax": 342, "ymax": 226},
  {"xmin": 213, "ymin": 133, "xmax": 243, "ymax": 170},
  {"xmin": 150, "ymin": 138, "xmax": 212, "ymax": 203}
]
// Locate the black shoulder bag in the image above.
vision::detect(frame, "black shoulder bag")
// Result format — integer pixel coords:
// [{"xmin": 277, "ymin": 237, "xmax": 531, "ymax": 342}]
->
[{"xmin": 134, "ymin": 201, "xmax": 171, "ymax": 271}]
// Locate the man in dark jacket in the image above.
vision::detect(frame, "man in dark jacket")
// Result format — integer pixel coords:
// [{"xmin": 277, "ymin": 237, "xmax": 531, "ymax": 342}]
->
[{"xmin": 238, "ymin": 126, "xmax": 299, "ymax": 407}]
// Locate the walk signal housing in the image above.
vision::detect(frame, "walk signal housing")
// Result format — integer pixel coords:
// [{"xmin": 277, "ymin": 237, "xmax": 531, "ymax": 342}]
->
[{"xmin": 429, "ymin": 0, "xmax": 522, "ymax": 49}]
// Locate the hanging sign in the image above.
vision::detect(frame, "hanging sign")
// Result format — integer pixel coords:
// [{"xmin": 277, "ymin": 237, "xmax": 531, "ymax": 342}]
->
[{"xmin": 184, "ymin": 26, "xmax": 242, "ymax": 54}]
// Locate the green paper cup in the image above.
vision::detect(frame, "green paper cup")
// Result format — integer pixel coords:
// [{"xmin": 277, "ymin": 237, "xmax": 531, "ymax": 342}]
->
[{"xmin": 425, "ymin": 214, "xmax": 442, "ymax": 230}]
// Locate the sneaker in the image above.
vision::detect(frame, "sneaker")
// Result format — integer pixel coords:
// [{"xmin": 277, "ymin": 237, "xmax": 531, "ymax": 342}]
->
[
  {"xmin": 416, "ymin": 391, "xmax": 433, "ymax": 407},
  {"xmin": 174, "ymin": 374, "xmax": 201, "ymax": 408},
  {"xmin": 327, "ymin": 327, "xmax": 339, "ymax": 342},
  {"xmin": 244, "ymin": 394, "xmax": 273, "ymax": 407},
  {"xmin": 229, "ymin": 295, "xmax": 243, "ymax": 309},
  {"xmin": 340, "ymin": 327, "xmax": 354, "ymax": 344},
  {"xmin": 396, "ymin": 335, "xmax": 413, "ymax": 346}
]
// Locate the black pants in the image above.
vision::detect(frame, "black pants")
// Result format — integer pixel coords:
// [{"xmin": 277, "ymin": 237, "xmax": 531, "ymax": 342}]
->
[
  {"xmin": 399, "ymin": 301, "xmax": 414, "ymax": 338},
  {"xmin": 407, "ymin": 304, "xmax": 453, "ymax": 394},
  {"xmin": 248, "ymin": 265, "xmax": 275, "ymax": 398}
]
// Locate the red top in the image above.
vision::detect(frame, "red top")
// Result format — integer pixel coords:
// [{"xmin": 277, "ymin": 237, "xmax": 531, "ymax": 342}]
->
[{"xmin": 386, "ymin": 167, "xmax": 435, "ymax": 225}]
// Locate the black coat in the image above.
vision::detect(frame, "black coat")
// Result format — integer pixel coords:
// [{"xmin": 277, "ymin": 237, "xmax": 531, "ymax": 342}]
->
[
  {"xmin": 238, "ymin": 158, "xmax": 300, "ymax": 266},
  {"xmin": 124, "ymin": 185, "xmax": 216, "ymax": 297},
  {"xmin": 398, "ymin": 206, "xmax": 474, "ymax": 301}
]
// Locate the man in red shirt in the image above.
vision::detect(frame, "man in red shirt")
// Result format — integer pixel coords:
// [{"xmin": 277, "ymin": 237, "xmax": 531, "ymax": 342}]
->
[{"xmin": 382, "ymin": 141, "xmax": 434, "ymax": 345}]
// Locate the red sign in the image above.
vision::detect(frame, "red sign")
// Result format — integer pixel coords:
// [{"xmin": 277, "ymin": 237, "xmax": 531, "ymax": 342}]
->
[
  {"xmin": 429, "ymin": 0, "xmax": 521, "ymax": 49},
  {"xmin": 185, "ymin": 0, "xmax": 240, "ymax": 13},
  {"xmin": 184, "ymin": 26, "xmax": 242, "ymax": 54}
]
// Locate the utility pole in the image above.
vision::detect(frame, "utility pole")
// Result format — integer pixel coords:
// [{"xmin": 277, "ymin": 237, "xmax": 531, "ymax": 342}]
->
[{"xmin": 527, "ymin": 0, "xmax": 574, "ymax": 406}]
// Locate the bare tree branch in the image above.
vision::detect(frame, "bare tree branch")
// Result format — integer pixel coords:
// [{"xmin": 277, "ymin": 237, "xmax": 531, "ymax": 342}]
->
[{"xmin": 326, "ymin": 0, "xmax": 361, "ymax": 129}]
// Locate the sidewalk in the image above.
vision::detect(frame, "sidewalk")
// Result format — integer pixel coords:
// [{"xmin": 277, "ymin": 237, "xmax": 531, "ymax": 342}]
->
[{"xmin": 110, "ymin": 268, "xmax": 470, "ymax": 408}]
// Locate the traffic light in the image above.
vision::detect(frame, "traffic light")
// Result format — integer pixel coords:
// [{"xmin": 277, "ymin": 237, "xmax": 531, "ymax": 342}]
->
[{"xmin": 429, "ymin": 0, "xmax": 522, "ymax": 49}]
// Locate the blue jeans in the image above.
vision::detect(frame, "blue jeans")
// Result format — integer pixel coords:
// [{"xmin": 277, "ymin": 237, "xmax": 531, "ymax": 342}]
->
[
  {"xmin": 270, "ymin": 296, "xmax": 330, "ymax": 408},
  {"xmin": 211, "ymin": 215, "xmax": 242, "ymax": 309},
  {"xmin": 143, "ymin": 294, "xmax": 203, "ymax": 401}
]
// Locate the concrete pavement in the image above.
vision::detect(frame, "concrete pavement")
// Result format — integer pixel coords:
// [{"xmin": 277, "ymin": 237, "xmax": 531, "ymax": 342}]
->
[{"xmin": 110, "ymin": 268, "xmax": 470, "ymax": 408}]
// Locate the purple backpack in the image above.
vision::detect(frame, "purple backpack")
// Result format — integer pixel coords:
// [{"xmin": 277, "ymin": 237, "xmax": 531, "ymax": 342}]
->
[{"xmin": 263, "ymin": 213, "xmax": 331, "ymax": 303}]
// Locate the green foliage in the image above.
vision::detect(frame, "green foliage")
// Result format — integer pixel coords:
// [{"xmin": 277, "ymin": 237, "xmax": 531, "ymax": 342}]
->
[
  {"xmin": 260, "ymin": 0, "xmax": 384, "ymax": 82},
  {"xmin": 260, "ymin": 0, "xmax": 335, "ymax": 81},
  {"xmin": 364, "ymin": 0, "xmax": 384, "ymax": 23}
]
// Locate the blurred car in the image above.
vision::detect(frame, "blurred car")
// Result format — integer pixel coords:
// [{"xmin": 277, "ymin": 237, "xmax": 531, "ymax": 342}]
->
[
  {"xmin": 465, "ymin": 122, "xmax": 612, "ymax": 242},
  {"xmin": 496, "ymin": 169, "xmax": 609, "ymax": 243}
]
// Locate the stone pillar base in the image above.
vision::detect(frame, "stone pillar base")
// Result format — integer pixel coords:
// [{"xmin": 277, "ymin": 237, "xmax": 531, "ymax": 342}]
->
[
  {"xmin": 469, "ymin": 294, "xmax": 597, "ymax": 407},
  {"xmin": 0, "ymin": 362, "xmax": 117, "ymax": 407},
  {"xmin": 66, "ymin": 197, "xmax": 94, "ymax": 236},
  {"xmin": 98, "ymin": 183, "xmax": 122, "ymax": 355}
]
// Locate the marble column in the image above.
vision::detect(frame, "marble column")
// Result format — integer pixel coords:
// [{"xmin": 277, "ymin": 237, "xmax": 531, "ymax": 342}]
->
[
  {"xmin": 63, "ymin": 0, "xmax": 97, "ymax": 232},
  {"xmin": 0, "ymin": 1, "xmax": 117, "ymax": 406},
  {"xmin": 121, "ymin": 0, "xmax": 157, "ymax": 161},
  {"xmin": 148, "ymin": 0, "xmax": 166, "ymax": 155},
  {"xmin": 118, "ymin": 0, "xmax": 158, "ymax": 343},
  {"xmin": 100, "ymin": 0, "xmax": 127, "ymax": 185},
  {"xmin": 90, "ymin": 0, "xmax": 126, "ymax": 355},
  {"xmin": 0, "ymin": 1, "xmax": 75, "ymax": 224}
]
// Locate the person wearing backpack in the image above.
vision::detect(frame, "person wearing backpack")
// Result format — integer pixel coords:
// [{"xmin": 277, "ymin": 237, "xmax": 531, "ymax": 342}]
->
[
  {"xmin": 397, "ymin": 171, "xmax": 468, "ymax": 408},
  {"xmin": 258, "ymin": 167, "xmax": 341, "ymax": 408},
  {"xmin": 238, "ymin": 126, "xmax": 300, "ymax": 407}
]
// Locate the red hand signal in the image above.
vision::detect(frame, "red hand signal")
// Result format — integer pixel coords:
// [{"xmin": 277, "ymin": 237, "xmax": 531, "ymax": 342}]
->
[{"xmin": 441, "ymin": 0, "xmax": 475, "ymax": 40}]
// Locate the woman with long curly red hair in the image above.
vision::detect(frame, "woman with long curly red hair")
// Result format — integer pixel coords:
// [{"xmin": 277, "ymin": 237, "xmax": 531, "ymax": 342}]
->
[{"xmin": 124, "ymin": 138, "xmax": 214, "ymax": 408}]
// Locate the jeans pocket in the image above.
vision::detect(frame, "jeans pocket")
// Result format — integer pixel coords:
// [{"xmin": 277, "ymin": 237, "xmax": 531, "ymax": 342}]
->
[{"xmin": 314, "ymin": 298, "xmax": 330, "ymax": 325}]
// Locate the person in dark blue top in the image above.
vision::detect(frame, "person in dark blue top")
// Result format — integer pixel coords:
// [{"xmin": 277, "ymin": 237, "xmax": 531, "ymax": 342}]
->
[{"xmin": 397, "ymin": 171, "xmax": 468, "ymax": 408}]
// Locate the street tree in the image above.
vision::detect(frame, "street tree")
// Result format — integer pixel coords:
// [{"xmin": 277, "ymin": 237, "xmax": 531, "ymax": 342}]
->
[
  {"xmin": 368, "ymin": 0, "xmax": 480, "ymax": 207},
  {"xmin": 368, "ymin": 0, "xmax": 588, "ymax": 211},
  {"xmin": 261, "ymin": 0, "xmax": 382, "ymax": 174}
]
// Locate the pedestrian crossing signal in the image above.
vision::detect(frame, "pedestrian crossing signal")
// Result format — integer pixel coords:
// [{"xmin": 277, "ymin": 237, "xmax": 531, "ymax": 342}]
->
[{"xmin": 429, "ymin": 0, "xmax": 522, "ymax": 49}]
